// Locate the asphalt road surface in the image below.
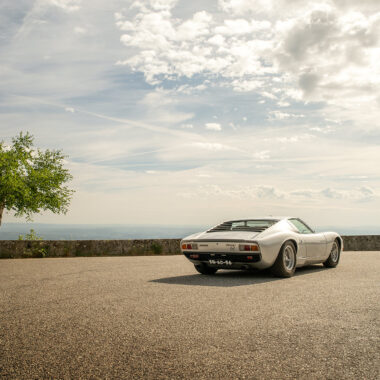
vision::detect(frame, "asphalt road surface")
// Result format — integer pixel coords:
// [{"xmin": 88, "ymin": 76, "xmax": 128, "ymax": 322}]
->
[{"xmin": 1, "ymin": 252, "xmax": 379, "ymax": 380}]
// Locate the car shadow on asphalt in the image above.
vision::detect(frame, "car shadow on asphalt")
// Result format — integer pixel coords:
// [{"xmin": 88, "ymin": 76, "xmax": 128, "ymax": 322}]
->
[{"xmin": 150, "ymin": 265, "xmax": 326, "ymax": 287}]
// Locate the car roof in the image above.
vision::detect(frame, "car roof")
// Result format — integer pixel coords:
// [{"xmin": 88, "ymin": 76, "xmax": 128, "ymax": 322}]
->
[{"xmin": 226, "ymin": 216, "xmax": 293, "ymax": 222}]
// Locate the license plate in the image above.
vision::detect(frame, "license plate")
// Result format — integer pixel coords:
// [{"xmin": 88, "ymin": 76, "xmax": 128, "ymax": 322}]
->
[{"xmin": 208, "ymin": 259, "xmax": 232, "ymax": 265}]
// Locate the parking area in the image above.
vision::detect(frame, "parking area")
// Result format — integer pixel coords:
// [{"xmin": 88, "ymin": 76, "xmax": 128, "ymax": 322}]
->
[{"xmin": 0, "ymin": 251, "xmax": 379, "ymax": 379}]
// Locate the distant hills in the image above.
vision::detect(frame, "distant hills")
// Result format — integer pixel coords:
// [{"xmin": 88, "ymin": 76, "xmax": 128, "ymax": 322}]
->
[{"xmin": 0, "ymin": 223, "xmax": 378, "ymax": 240}]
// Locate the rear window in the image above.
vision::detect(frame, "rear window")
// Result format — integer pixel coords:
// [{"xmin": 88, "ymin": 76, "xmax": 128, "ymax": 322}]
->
[{"xmin": 209, "ymin": 219, "xmax": 277, "ymax": 233}]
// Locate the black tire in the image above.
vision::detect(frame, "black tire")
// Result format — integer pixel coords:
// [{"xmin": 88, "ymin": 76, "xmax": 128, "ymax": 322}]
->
[
  {"xmin": 270, "ymin": 241, "xmax": 297, "ymax": 278},
  {"xmin": 323, "ymin": 239, "xmax": 340, "ymax": 268},
  {"xmin": 194, "ymin": 263, "xmax": 218, "ymax": 275}
]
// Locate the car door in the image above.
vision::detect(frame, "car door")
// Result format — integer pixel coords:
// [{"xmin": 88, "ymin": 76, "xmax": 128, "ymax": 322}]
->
[{"xmin": 288, "ymin": 218, "xmax": 327, "ymax": 260}]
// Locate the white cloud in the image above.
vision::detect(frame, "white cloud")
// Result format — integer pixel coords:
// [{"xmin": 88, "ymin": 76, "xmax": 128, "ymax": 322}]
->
[
  {"xmin": 309, "ymin": 126, "xmax": 334, "ymax": 134},
  {"xmin": 74, "ymin": 26, "xmax": 86, "ymax": 34},
  {"xmin": 253, "ymin": 150, "xmax": 270, "ymax": 160},
  {"xmin": 177, "ymin": 11, "xmax": 213, "ymax": 40},
  {"xmin": 116, "ymin": 0, "xmax": 380, "ymax": 131},
  {"xmin": 268, "ymin": 111, "xmax": 305, "ymax": 120},
  {"xmin": 116, "ymin": 4, "xmax": 274, "ymax": 84},
  {"xmin": 218, "ymin": 0, "xmax": 274, "ymax": 15},
  {"xmin": 205, "ymin": 122, "xmax": 222, "ymax": 131},
  {"xmin": 214, "ymin": 19, "xmax": 271, "ymax": 36},
  {"xmin": 119, "ymin": 11, "xmax": 176, "ymax": 52},
  {"xmin": 114, "ymin": 12, "xmax": 123, "ymax": 21},
  {"xmin": 255, "ymin": 185, "xmax": 285, "ymax": 199},
  {"xmin": 208, "ymin": 34, "xmax": 225, "ymax": 46},
  {"xmin": 148, "ymin": 0, "xmax": 178, "ymax": 12},
  {"xmin": 50, "ymin": 0, "xmax": 81, "ymax": 12},
  {"xmin": 277, "ymin": 100, "xmax": 290, "ymax": 107},
  {"xmin": 291, "ymin": 186, "xmax": 377, "ymax": 202},
  {"xmin": 178, "ymin": 184, "xmax": 287, "ymax": 201},
  {"xmin": 180, "ymin": 184, "xmax": 378, "ymax": 203},
  {"xmin": 191, "ymin": 142, "xmax": 233, "ymax": 151},
  {"xmin": 140, "ymin": 88, "xmax": 194, "ymax": 124},
  {"xmin": 275, "ymin": 134, "xmax": 314, "ymax": 143}
]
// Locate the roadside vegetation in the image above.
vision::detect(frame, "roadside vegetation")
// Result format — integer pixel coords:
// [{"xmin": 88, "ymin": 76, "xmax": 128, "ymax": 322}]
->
[{"xmin": 18, "ymin": 229, "xmax": 44, "ymax": 241}]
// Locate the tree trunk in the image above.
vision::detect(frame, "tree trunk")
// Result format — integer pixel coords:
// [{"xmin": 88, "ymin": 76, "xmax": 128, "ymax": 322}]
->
[{"xmin": 0, "ymin": 205, "xmax": 3, "ymax": 227}]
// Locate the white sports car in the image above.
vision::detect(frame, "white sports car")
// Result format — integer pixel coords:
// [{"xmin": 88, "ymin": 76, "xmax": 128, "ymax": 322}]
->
[{"xmin": 181, "ymin": 217, "xmax": 342, "ymax": 278}]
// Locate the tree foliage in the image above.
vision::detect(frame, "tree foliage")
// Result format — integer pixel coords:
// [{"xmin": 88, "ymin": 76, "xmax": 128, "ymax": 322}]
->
[{"xmin": 0, "ymin": 132, "xmax": 74, "ymax": 226}]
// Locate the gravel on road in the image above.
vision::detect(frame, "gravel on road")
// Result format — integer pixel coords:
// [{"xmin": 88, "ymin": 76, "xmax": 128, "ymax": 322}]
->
[{"xmin": 0, "ymin": 252, "xmax": 379, "ymax": 379}]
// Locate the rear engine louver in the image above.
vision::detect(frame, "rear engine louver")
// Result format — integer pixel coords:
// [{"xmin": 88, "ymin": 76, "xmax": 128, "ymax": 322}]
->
[{"xmin": 207, "ymin": 222, "xmax": 269, "ymax": 233}]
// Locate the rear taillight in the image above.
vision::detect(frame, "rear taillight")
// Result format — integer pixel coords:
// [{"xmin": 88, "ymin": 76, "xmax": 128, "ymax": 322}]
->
[
  {"xmin": 239, "ymin": 244, "xmax": 260, "ymax": 252},
  {"xmin": 181, "ymin": 243, "xmax": 198, "ymax": 250}
]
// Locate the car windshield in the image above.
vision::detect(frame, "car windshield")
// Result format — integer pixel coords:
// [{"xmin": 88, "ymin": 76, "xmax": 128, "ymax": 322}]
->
[{"xmin": 208, "ymin": 219, "xmax": 278, "ymax": 233}]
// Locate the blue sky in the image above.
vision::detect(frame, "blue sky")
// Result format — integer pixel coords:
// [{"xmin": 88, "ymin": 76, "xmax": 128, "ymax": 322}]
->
[{"xmin": 1, "ymin": 0, "xmax": 380, "ymax": 229}]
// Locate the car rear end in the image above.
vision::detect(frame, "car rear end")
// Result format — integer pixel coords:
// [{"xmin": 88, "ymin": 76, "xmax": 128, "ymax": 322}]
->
[
  {"xmin": 180, "ymin": 219, "xmax": 280, "ymax": 271},
  {"xmin": 181, "ymin": 240, "xmax": 262, "ymax": 270}
]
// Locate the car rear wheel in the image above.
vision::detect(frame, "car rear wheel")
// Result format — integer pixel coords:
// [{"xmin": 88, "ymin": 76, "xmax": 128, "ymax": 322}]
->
[
  {"xmin": 270, "ymin": 241, "xmax": 297, "ymax": 278},
  {"xmin": 194, "ymin": 263, "xmax": 218, "ymax": 275},
  {"xmin": 323, "ymin": 239, "xmax": 340, "ymax": 268}
]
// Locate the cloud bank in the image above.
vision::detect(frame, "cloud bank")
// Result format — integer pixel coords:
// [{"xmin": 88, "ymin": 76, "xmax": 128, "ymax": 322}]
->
[{"xmin": 0, "ymin": 0, "xmax": 379, "ymax": 228}]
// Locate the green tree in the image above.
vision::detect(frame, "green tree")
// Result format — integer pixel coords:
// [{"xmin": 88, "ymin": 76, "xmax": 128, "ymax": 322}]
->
[{"xmin": 0, "ymin": 132, "xmax": 74, "ymax": 226}]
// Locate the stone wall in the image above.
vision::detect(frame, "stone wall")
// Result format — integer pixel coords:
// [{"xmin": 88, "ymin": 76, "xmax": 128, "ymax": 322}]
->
[
  {"xmin": 0, "ymin": 235, "xmax": 379, "ymax": 259},
  {"xmin": 0, "ymin": 239, "xmax": 182, "ymax": 259},
  {"xmin": 342, "ymin": 235, "xmax": 380, "ymax": 251}
]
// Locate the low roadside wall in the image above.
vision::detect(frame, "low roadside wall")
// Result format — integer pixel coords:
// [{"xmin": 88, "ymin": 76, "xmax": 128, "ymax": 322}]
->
[
  {"xmin": 0, "ymin": 239, "xmax": 182, "ymax": 259},
  {"xmin": 342, "ymin": 235, "xmax": 380, "ymax": 251},
  {"xmin": 0, "ymin": 235, "xmax": 379, "ymax": 258}
]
